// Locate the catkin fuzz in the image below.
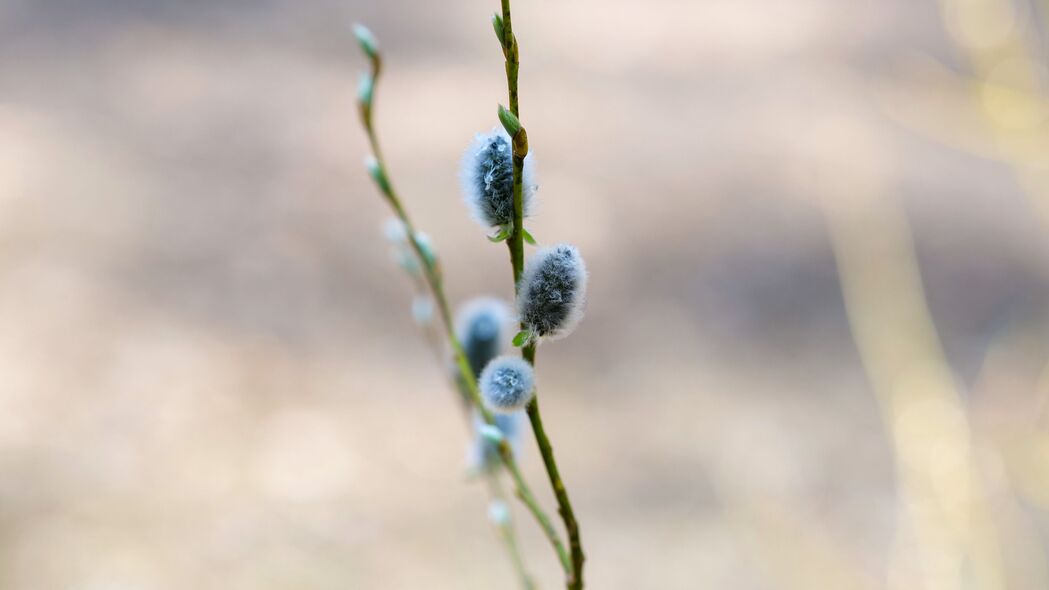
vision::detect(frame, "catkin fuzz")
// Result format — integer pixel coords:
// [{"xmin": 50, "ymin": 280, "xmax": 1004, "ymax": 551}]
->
[
  {"xmin": 517, "ymin": 244, "xmax": 588, "ymax": 342},
  {"xmin": 460, "ymin": 128, "xmax": 536, "ymax": 230},
  {"xmin": 479, "ymin": 355, "xmax": 535, "ymax": 413}
]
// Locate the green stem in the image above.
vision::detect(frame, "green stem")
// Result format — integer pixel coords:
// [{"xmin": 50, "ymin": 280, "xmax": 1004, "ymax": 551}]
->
[
  {"xmin": 357, "ymin": 46, "xmax": 570, "ymax": 573},
  {"xmin": 525, "ymin": 348, "xmax": 585, "ymax": 589},
  {"xmin": 500, "ymin": 0, "xmax": 520, "ymax": 118},
  {"xmin": 497, "ymin": 2, "xmax": 586, "ymax": 588}
]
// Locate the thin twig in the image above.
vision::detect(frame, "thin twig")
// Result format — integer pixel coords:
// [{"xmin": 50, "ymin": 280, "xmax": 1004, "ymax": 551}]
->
[{"xmin": 524, "ymin": 348, "xmax": 585, "ymax": 589}]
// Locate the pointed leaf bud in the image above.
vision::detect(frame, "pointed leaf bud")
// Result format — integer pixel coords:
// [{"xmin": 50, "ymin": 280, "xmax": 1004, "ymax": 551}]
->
[
  {"xmin": 365, "ymin": 156, "xmax": 391, "ymax": 195},
  {"xmin": 357, "ymin": 73, "xmax": 374, "ymax": 108},
  {"xmin": 492, "ymin": 14, "xmax": 505, "ymax": 46},
  {"xmin": 497, "ymin": 104, "xmax": 521, "ymax": 137},
  {"xmin": 352, "ymin": 23, "xmax": 379, "ymax": 61},
  {"xmin": 412, "ymin": 231, "xmax": 437, "ymax": 270}
]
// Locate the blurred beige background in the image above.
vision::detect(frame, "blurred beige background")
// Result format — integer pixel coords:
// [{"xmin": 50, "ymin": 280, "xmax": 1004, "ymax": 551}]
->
[{"xmin": 1, "ymin": 0, "xmax": 1048, "ymax": 588}]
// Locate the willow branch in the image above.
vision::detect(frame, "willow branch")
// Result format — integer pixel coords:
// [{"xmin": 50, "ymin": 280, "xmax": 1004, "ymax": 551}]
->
[{"xmin": 353, "ymin": 26, "xmax": 570, "ymax": 572}]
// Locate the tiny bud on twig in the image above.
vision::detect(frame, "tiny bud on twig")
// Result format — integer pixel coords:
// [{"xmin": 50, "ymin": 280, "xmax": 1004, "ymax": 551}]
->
[
  {"xmin": 357, "ymin": 73, "xmax": 374, "ymax": 108},
  {"xmin": 395, "ymin": 250, "xmax": 420, "ymax": 276},
  {"xmin": 365, "ymin": 156, "xmax": 391, "ymax": 195},
  {"xmin": 382, "ymin": 218, "xmax": 408, "ymax": 244},
  {"xmin": 521, "ymin": 227, "xmax": 537, "ymax": 245},
  {"xmin": 479, "ymin": 423, "xmax": 506, "ymax": 445},
  {"xmin": 498, "ymin": 104, "xmax": 521, "ymax": 137},
  {"xmin": 469, "ymin": 410, "xmax": 524, "ymax": 473},
  {"xmin": 412, "ymin": 295, "xmax": 434, "ymax": 325},
  {"xmin": 352, "ymin": 23, "xmax": 379, "ymax": 61},
  {"xmin": 488, "ymin": 225, "xmax": 513, "ymax": 243},
  {"xmin": 412, "ymin": 232, "xmax": 438, "ymax": 271},
  {"xmin": 489, "ymin": 499, "xmax": 511, "ymax": 526},
  {"xmin": 512, "ymin": 329, "xmax": 532, "ymax": 347},
  {"xmin": 492, "ymin": 14, "xmax": 505, "ymax": 46}
]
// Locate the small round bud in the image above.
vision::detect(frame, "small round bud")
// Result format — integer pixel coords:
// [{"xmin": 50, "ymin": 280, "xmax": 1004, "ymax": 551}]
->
[
  {"xmin": 365, "ymin": 155, "xmax": 391, "ymax": 194},
  {"xmin": 478, "ymin": 423, "xmax": 505, "ymax": 445},
  {"xmin": 381, "ymin": 219, "xmax": 422, "ymax": 276},
  {"xmin": 488, "ymin": 499, "xmax": 510, "ymax": 526},
  {"xmin": 382, "ymin": 218, "xmax": 407, "ymax": 243},
  {"xmin": 460, "ymin": 128, "xmax": 536, "ymax": 230},
  {"xmin": 412, "ymin": 295, "xmax": 434, "ymax": 325},
  {"xmin": 479, "ymin": 356, "xmax": 535, "ymax": 413},
  {"xmin": 391, "ymin": 250, "xmax": 419, "ymax": 276},
  {"xmin": 412, "ymin": 231, "xmax": 437, "ymax": 270},
  {"xmin": 455, "ymin": 297, "xmax": 511, "ymax": 377},
  {"xmin": 469, "ymin": 410, "xmax": 524, "ymax": 472},
  {"xmin": 352, "ymin": 23, "xmax": 379, "ymax": 60},
  {"xmin": 517, "ymin": 244, "xmax": 588, "ymax": 342}
]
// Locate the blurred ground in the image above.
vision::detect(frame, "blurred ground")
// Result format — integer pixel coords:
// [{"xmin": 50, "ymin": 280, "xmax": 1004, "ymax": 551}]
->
[{"xmin": 0, "ymin": 0, "xmax": 1047, "ymax": 588}]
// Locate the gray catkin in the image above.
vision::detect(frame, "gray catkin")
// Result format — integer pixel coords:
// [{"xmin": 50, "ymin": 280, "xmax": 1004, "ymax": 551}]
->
[
  {"xmin": 455, "ymin": 297, "xmax": 512, "ymax": 377},
  {"xmin": 517, "ymin": 244, "xmax": 588, "ymax": 341}
]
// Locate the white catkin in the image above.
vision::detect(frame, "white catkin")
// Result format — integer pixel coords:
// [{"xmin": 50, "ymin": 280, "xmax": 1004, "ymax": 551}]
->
[
  {"xmin": 460, "ymin": 128, "xmax": 537, "ymax": 229},
  {"xmin": 479, "ymin": 356, "xmax": 535, "ymax": 413}
]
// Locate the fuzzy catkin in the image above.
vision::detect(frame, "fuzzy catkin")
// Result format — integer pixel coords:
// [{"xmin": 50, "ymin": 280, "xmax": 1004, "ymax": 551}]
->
[
  {"xmin": 517, "ymin": 244, "xmax": 588, "ymax": 341},
  {"xmin": 460, "ymin": 128, "xmax": 536, "ymax": 229},
  {"xmin": 455, "ymin": 297, "xmax": 512, "ymax": 377},
  {"xmin": 479, "ymin": 356, "xmax": 535, "ymax": 413}
]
